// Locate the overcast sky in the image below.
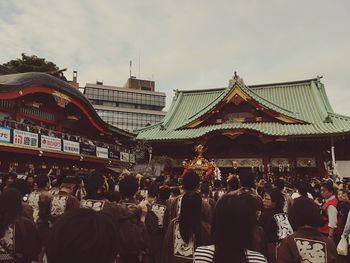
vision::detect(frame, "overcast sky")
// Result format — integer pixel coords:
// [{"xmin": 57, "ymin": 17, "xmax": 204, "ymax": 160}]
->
[{"xmin": 1, "ymin": 0, "xmax": 350, "ymax": 114}]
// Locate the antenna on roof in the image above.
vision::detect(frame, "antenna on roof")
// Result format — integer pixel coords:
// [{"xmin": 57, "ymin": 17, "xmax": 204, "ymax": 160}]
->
[
  {"xmin": 129, "ymin": 60, "xmax": 132, "ymax": 78},
  {"xmin": 138, "ymin": 53, "xmax": 141, "ymax": 78}
]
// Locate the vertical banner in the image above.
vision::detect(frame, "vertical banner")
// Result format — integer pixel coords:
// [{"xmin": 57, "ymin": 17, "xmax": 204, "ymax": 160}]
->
[
  {"xmin": 120, "ymin": 152, "xmax": 130, "ymax": 162},
  {"xmin": 0, "ymin": 126, "xmax": 11, "ymax": 143},
  {"xmin": 13, "ymin": 129, "xmax": 38, "ymax": 147},
  {"xmin": 129, "ymin": 153, "xmax": 136, "ymax": 163}
]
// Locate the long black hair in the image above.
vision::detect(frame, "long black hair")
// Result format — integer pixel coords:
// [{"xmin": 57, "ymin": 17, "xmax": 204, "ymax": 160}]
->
[
  {"xmin": 0, "ymin": 189, "xmax": 23, "ymax": 238},
  {"xmin": 45, "ymin": 208, "xmax": 119, "ymax": 263},
  {"xmin": 212, "ymin": 194, "xmax": 256, "ymax": 263},
  {"xmin": 179, "ymin": 192, "xmax": 202, "ymax": 244}
]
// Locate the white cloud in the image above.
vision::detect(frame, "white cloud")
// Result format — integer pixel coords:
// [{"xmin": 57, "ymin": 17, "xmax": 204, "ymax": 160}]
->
[{"xmin": 1, "ymin": 0, "xmax": 350, "ymax": 114}]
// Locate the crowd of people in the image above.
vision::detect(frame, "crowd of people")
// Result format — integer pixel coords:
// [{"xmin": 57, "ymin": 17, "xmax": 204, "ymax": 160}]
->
[
  {"xmin": 0, "ymin": 117, "xmax": 116, "ymax": 150},
  {"xmin": 0, "ymin": 169, "xmax": 349, "ymax": 263}
]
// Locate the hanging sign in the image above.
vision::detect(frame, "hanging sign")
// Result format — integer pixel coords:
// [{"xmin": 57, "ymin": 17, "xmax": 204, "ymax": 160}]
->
[
  {"xmin": 41, "ymin": 135, "xmax": 62, "ymax": 151},
  {"xmin": 13, "ymin": 129, "xmax": 38, "ymax": 147},
  {"xmin": 96, "ymin": 146, "xmax": 108, "ymax": 158},
  {"xmin": 63, "ymin": 140, "xmax": 80, "ymax": 154},
  {"xmin": 0, "ymin": 126, "xmax": 11, "ymax": 143}
]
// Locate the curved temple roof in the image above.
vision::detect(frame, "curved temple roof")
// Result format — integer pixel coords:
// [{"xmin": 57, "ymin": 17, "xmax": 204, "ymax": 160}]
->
[
  {"xmin": 0, "ymin": 72, "xmax": 134, "ymax": 139},
  {"xmin": 136, "ymin": 75, "xmax": 350, "ymax": 141}
]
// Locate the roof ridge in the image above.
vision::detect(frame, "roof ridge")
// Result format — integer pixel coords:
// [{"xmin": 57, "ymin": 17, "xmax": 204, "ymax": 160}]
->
[
  {"xmin": 328, "ymin": 112, "xmax": 350, "ymax": 121},
  {"xmin": 249, "ymin": 77, "xmax": 317, "ymax": 88}
]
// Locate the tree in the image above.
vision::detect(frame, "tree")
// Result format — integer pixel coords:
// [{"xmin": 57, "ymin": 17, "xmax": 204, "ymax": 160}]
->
[{"xmin": 3, "ymin": 53, "xmax": 59, "ymax": 73}]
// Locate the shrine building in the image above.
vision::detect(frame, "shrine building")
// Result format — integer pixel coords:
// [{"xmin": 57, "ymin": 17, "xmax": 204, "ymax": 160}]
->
[{"xmin": 136, "ymin": 73, "xmax": 350, "ymax": 178}]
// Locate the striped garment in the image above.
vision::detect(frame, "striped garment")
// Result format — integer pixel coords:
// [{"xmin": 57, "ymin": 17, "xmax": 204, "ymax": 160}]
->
[{"xmin": 193, "ymin": 245, "xmax": 267, "ymax": 263}]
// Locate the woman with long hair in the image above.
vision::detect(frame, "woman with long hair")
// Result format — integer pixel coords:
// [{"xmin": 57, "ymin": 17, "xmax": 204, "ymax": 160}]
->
[
  {"xmin": 0, "ymin": 189, "xmax": 41, "ymax": 262},
  {"xmin": 194, "ymin": 194, "xmax": 266, "ymax": 263},
  {"xmin": 163, "ymin": 192, "xmax": 211, "ymax": 263},
  {"xmin": 259, "ymin": 188, "xmax": 293, "ymax": 263}
]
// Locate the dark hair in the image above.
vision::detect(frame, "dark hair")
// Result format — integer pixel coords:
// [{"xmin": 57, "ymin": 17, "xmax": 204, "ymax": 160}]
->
[
  {"xmin": 274, "ymin": 178, "xmax": 285, "ymax": 191},
  {"xmin": 238, "ymin": 170, "xmax": 255, "ymax": 188},
  {"xmin": 119, "ymin": 175, "xmax": 139, "ymax": 199},
  {"xmin": 179, "ymin": 192, "xmax": 202, "ymax": 244},
  {"xmin": 289, "ymin": 198, "xmax": 322, "ymax": 229},
  {"xmin": 8, "ymin": 179, "xmax": 31, "ymax": 196},
  {"xmin": 321, "ymin": 180, "xmax": 334, "ymax": 193},
  {"xmin": 212, "ymin": 195, "xmax": 256, "ymax": 263},
  {"xmin": 263, "ymin": 188, "xmax": 285, "ymax": 212},
  {"xmin": 147, "ymin": 183, "xmax": 159, "ymax": 198},
  {"xmin": 35, "ymin": 174, "xmax": 49, "ymax": 189},
  {"xmin": 296, "ymin": 181, "xmax": 308, "ymax": 197},
  {"xmin": 158, "ymin": 186, "xmax": 171, "ymax": 202},
  {"xmin": 45, "ymin": 208, "xmax": 118, "ymax": 263},
  {"xmin": 181, "ymin": 170, "xmax": 200, "ymax": 191},
  {"xmin": 227, "ymin": 176, "xmax": 239, "ymax": 192},
  {"xmin": 105, "ymin": 191, "xmax": 121, "ymax": 203},
  {"xmin": 0, "ymin": 189, "xmax": 23, "ymax": 238},
  {"xmin": 2, "ymin": 172, "xmax": 17, "ymax": 185},
  {"xmin": 85, "ymin": 174, "xmax": 105, "ymax": 198}
]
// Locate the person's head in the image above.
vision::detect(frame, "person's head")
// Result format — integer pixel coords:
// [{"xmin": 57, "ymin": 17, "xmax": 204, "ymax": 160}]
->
[
  {"xmin": 344, "ymin": 190, "xmax": 350, "ymax": 203},
  {"xmin": 257, "ymin": 179, "xmax": 267, "ymax": 189},
  {"xmin": 226, "ymin": 174, "xmax": 239, "ymax": 192},
  {"xmin": 0, "ymin": 189, "xmax": 23, "ymax": 238},
  {"xmin": 288, "ymin": 198, "xmax": 322, "ymax": 230},
  {"xmin": 238, "ymin": 170, "xmax": 255, "ymax": 188},
  {"xmin": 212, "ymin": 194, "xmax": 256, "ymax": 263},
  {"xmin": 45, "ymin": 208, "xmax": 118, "ymax": 263},
  {"xmin": 2, "ymin": 172, "xmax": 17, "ymax": 186},
  {"xmin": 8, "ymin": 179, "xmax": 31, "ymax": 197},
  {"xmin": 35, "ymin": 174, "xmax": 50, "ymax": 190},
  {"xmin": 85, "ymin": 174, "xmax": 106, "ymax": 198},
  {"xmin": 320, "ymin": 180, "xmax": 335, "ymax": 199},
  {"xmin": 158, "ymin": 186, "xmax": 171, "ymax": 202},
  {"xmin": 337, "ymin": 189, "xmax": 346, "ymax": 202},
  {"xmin": 181, "ymin": 170, "xmax": 200, "ymax": 192},
  {"xmin": 200, "ymin": 180, "xmax": 210, "ymax": 197},
  {"xmin": 179, "ymin": 192, "xmax": 202, "ymax": 244},
  {"xmin": 296, "ymin": 181, "xmax": 309, "ymax": 197},
  {"xmin": 119, "ymin": 174, "xmax": 139, "ymax": 199},
  {"xmin": 60, "ymin": 176, "xmax": 80, "ymax": 195},
  {"xmin": 262, "ymin": 188, "xmax": 284, "ymax": 211},
  {"xmin": 147, "ymin": 183, "xmax": 159, "ymax": 199},
  {"xmin": 274, "ymin": 178, "xmax": 285, "ymax": 191},
  {"xmin": 26, "ymin": 174, "xmax": 35, "ymax": 186},
  {"xmin": 171, "ymin": 186, "xmax": 181, "ymax": 198}
]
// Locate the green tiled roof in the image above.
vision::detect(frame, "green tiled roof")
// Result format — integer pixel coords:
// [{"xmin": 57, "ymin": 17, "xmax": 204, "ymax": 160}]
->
[{"xmin": 136, "ymin": 77, "xmax": 350, "ymax": 141}]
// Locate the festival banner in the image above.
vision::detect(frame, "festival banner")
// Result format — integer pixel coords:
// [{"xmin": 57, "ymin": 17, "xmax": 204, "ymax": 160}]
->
[
  {"xmin": 120, "ymin": 152, "xmax": 130, "ymax": 162},
  {"xmin": 0, "ymin": 126, "xmax": 11, "ymax": 143},
  {"xmin": 40, "ymin": 135, "xmax": 62, "ymax": 151},
  {"xmin": 129, "ymin": 153, "xmax": 136, "ymax": 163},
  {"xmin": 13, "ymin": 129, "xmax": 38, "ymax": 147},
  {"xmin": 108, "ymin": 149, "xmax": 120, "ymax": 160},
  {"xmin": 80, "ymin": 143, "xmax": 96, "ymax": 156},
  {"xmin": 96, "ymin": 146, "xmax": 108, "ymax": 159},
  {"xmin": 63, "ymin": 140, "xmax": 80, "ymax": 154}
]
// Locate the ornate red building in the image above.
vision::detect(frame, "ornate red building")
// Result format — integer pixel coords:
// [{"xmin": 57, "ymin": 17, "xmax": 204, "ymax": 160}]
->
[{"xmin": 0, "ymin": 72, "xmax": 135, "ymax": 175}]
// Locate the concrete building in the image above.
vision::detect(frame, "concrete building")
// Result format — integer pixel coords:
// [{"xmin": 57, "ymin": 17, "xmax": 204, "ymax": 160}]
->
[{"xmin": 84, "ymin": 77, "xmax": 166, "ymax": 131}]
